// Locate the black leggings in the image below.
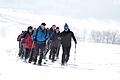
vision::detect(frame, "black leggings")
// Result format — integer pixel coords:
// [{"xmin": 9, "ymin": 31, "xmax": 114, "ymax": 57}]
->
[
  {"xmin": 24, "ymin": 48, "xmax": 31, "ymax": 60},
  {"xmin": 61, "ymin": 46, "xmax": 71, "ymax": 64}
]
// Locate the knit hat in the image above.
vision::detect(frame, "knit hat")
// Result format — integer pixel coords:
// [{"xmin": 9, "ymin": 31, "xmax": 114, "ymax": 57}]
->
[{"xmin": 64, "ymin": 23, "xmax": 69, "ymax": 30}]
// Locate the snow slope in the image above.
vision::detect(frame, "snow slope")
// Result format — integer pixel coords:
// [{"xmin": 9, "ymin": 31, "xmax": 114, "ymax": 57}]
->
[{"xmin": 0, "ymin": 8, "xmax": 120, "ymax": 80}]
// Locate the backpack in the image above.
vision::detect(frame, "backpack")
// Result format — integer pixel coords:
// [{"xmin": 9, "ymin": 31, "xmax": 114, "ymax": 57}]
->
[
  {"xmin": 34, "ymin": 28, "xmax": 48, "ymax": 41},
  {"xmin": 17, "ymin": 31, "xmax": 27, "ymax": 41},
  {"xmin": 17, "ymin": 34, "xmax": 22, "ymax": 41},
  {"xmin": 21, "ymin": 31, "xmax": 28, "ymax": 38}
]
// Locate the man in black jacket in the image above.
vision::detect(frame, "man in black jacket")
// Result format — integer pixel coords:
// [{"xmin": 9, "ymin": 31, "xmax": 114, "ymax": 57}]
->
[{"xmin": 61, "ymin": 23, "xmax": 77, "ymax": 65}]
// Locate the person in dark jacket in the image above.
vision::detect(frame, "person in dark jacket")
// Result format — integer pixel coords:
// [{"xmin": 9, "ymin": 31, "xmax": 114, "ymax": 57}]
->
[
  {"xmin": 32, "ymin": 23, "xmax": 48, "ymax": 65},
  {"xmin": 48, "ymin": 25, "xmax": 56, "ymax": 60},
  {"xmin": 49, "ymin": 27, "xmax": 61, "ymax": 62},
  {"xmin": 49, "ymin": 25, "xmax": 56, "ymax": 37},
  {"xmin": 61, "ymin": 23, "xmax": 77, "ymax": 65},
  {"xmin": 17, "ymin": 31, "xmax": 25, "ymax": 59}
]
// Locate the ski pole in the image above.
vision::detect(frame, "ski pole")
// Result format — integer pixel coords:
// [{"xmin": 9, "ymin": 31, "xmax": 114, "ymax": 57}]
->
[{"xmin": 74, "ymin": 44, "xmax": 76, "ymax": 64}]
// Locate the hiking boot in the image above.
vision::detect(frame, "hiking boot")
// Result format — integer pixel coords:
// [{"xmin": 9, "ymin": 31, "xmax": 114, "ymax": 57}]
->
[
  {"xmin": 43, "ymin": 62, "xmax": 46, "ymax": 64},
  {"xmin": 23, "ymin": 59, "xmax": 27, "ymax": 63},
  {"xmin": 52, "ymin": 60, "xmax": 54, "ymax": 63},
  {"xmin": 28, "ymin": 61, "xmax": 31, "ymax": 63},
  {"xmin": 61, "ymin": 63, "xmax": 64, "ymax": 66},
  {"xmin": 33, "ymin": 62, "xmax": 36, "ymax": 65},
  {"xmin": 38, "ymin": 63, "xmax": 42, "ymax": 66},
  {"xmin": 56, "ymin": 57, "xmax": 59, "ymax": 60}
]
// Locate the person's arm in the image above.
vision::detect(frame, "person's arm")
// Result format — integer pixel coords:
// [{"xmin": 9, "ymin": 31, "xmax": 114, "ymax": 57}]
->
[
  {"xmin": 71, "ymin": 31, "xmax": 77, "ymax": 44},
  {"xmin": 32, "ymin": 28, "xmax": 37, "ymax": 41},
  {"xmin": 57, "ymin": 32, "xmax": 61, "ymax": 40},
  {"xmin": 17, "ymin": 34, "xmax": 21, "ymax": 41}
]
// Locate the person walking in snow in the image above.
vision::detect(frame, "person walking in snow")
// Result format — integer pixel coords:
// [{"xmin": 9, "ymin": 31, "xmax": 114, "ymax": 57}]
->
[
  {"xmin": 60, "ymin": 23, "xmax": 77, "ymax": 65},
  {"xmin": 17, "ymin": 31, "xmax": 26, "ymax": 59},
  {"xmin": 49, "ymin": 27, "xmax": 61, "ymax": 62},
  {"xmin": 48, "ymin": 25, "xmax": 57, "ymax": 60},
  {"xmin": 22, "ymin": 26, "xmax": 35, "ymax": 62},
  {"xmin": 32, "ymin": 23, "xmax": 48, "ymax": 65}
]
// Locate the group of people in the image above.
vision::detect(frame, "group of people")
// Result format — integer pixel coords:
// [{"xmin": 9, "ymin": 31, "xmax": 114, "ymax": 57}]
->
[{"xmin": 17, "ymin": 23, "xmax": 77, "ymax": 66}]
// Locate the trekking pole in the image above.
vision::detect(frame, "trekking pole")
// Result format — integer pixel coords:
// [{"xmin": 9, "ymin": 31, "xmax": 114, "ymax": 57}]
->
[{"xmin": 74, "ymin": 44, "xmax": 76, "ymax": 64}]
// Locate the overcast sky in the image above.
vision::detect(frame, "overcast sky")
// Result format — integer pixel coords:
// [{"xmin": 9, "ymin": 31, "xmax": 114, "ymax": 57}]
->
[{"xmin": 0, "ymin": 0, "xmax": 120, "ymax": 21}]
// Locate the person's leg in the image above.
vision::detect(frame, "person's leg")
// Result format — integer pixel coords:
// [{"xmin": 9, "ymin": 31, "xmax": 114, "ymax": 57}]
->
[
  {"xmin": 18, "ymin": 47, "xmax": 21, "ymax": 57},
  {"xmin": 23, "ymin": 47, "xmax": 26, "ymax": 59},
  {"xmin": 56, "ymin": 44, "xmax": 61, "ymax": 59},
  {"xmin": 24, "ymin": 48, "xmax": 28, "ymax": 60},
  {"xmin": 66, "ymin": 46, "xmax": 71, "ymax": 63},
  {"xmin": 51, "ymin": 47, "xmax": 57, "ymax": 62},
  {"xmin": 28, "ymin": 48, "xmax": 34, "ymax": 63},
  {"xmin": 61, "ymin": 46, "xmax": 66, "ymax": 65},
  {"xmin": 43, "ymin": 40, "xmax": 50, "ymax": 59},
  {"xmin": 48, "ymin": 42, "xmax": 52, "ymax": 60},
  {"xmin": 49, "ymin": 48, "xmax": 52, "ymax": 60},
  {"xmin": 27, "ymin": 48, "xmax": 31, "ymax": 60},
  {"xmin": 33, "ymin": 45, "xmax": 39, "ymax": 64},
  {"xmin": 20, "ymin": 45, "xmax": 24, "ymax": 59},
  {"xmin": 38, "ymin": 43, "xmax": 46, "ymax": 65},
  {"xmin": 18, "ymin": 42, "xmax": 21, "ymax": 57},
  {"xmin": 50, "ymin": 46, "xmax": 53, "ymax": 60}
]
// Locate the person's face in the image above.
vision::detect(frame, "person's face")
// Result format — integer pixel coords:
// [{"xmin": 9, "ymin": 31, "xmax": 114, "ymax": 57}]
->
[
  {"xmin": 29, "ymin": 29, "xmax": 32, "ymax": 33},
  {"xmin": 52, "ymin": 26, "xmax": 56, "ymax": 30},
  {"xmin": 41, "ymin": 25, "xmax": 45, "ymax": 30},
  {"xmin": 56, "ymin": 29, "xmax": 59, "ymax": 33},
  {"xmin": 65, "ymin": 29, "xmax": 68, "ymax": 32}
]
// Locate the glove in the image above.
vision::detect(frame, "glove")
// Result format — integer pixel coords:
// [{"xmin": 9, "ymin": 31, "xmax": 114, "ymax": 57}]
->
[
  {"xmin": 58, "ymin": 37, "xmax": 61, "ymax": 40},
  {"xmin": 75, "ymin": 41, "xmax": 77, "ymax": 44}
]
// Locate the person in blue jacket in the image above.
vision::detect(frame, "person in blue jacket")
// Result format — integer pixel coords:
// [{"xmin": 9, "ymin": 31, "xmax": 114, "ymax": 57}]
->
[{"xmin": 32, "ymin": 23, "xmax": 48, "ymax": 65}]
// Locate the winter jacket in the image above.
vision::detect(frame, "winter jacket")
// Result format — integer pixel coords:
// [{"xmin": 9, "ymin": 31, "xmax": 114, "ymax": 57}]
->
[
  {"xmin": 24, "ymin": 32, "xmax": 35, "ymax": 48},
  {"xmin": 50, "ymin": 31, "xmax": 61, "ymax": 47},
  {"xmin": 32, "ymin": 27, "xmax": 48, "ymax": 44},
  {"xmin": 49, "ymin": 27, "xmax": 55, "ymax": 38},
  {"xmin": 60, "ymin": 29, "xmax": 77, "ymax": 47}
]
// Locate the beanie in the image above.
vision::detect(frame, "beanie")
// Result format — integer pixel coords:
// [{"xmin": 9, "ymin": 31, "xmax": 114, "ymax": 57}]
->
[{"xmin": 64, "ymin": 23, "xmax": 69, "ymax": 30}]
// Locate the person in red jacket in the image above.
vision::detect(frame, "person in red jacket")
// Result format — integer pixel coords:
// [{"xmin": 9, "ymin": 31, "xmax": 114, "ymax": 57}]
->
[{"xmin": 23, "ymin": 26, "xmax": 35, "ymax": 62}]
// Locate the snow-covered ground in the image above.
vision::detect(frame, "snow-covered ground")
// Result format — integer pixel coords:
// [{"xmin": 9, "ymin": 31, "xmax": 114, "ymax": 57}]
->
[
  {"xmin": 0, "ymin": 8, "xmax": 120, "ymax": 80},
  {"xmin": 0, "ymin": 42, "xmax": 120, "ymax": 80}
]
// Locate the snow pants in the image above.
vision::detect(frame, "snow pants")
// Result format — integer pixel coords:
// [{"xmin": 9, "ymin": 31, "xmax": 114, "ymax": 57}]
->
[
  {"xmin": 33, "ymin": 43, "xmax": 46, "ymax": 65},
  {"xmin": 61, "ymin": 46, "xmax": 71, "ymax": 65}
]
